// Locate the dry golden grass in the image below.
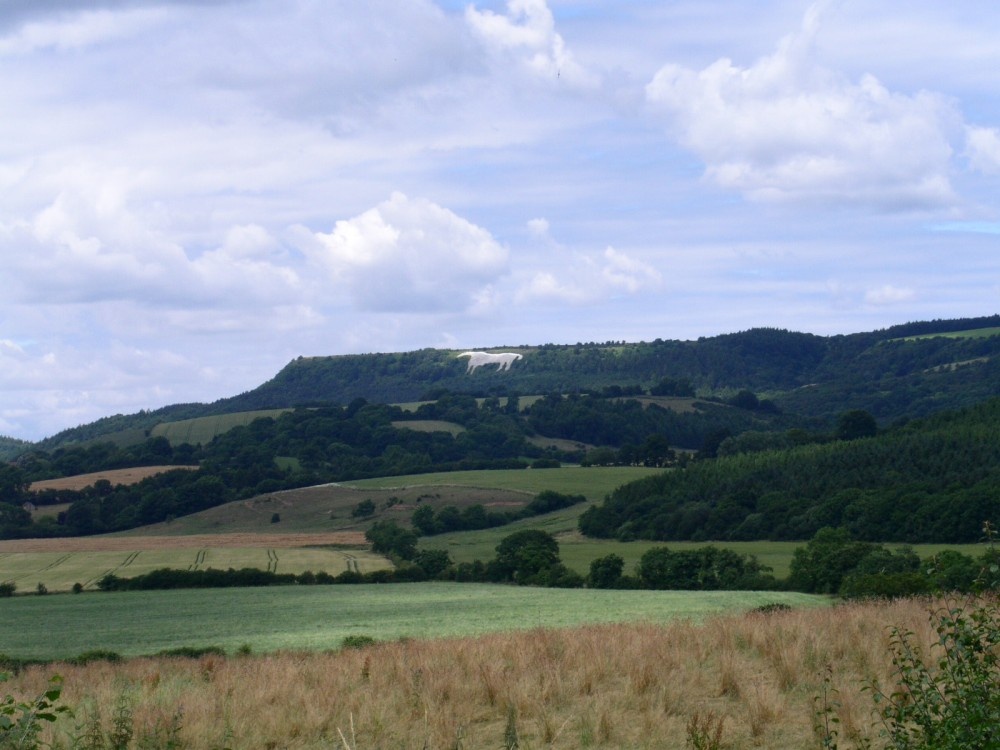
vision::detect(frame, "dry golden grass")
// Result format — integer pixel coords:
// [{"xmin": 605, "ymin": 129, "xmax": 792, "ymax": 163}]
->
[
  {"xmin": 28, "ymin": 466, "xmax": 199, "ymax": 492},
  {"xmin": 6, "ymin": 597, "xmax": 946, "ymax": 749},
  {"xmin": 0, "ymin": 532, "xmax": 366, "ymax": 554}
]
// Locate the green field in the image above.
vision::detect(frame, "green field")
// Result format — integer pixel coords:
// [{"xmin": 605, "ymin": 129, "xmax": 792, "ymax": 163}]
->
[
  {"xmin": 0, "ymin": 583, "xmax": 827, "ymax": 661},
  {"xmin": 391, "ymin": 419, "xmax": 466, "ymax": 435},
  {"xmin": 900, "ymin": 326, "xmax": 1000, "ymax": 341},
  {"xmin": 150, "ymin": 409, "xmax": 292, "ymax": 445},
  {"xmin": 344, "ymin": 465, "xmax": 663, "ymax": 502}
]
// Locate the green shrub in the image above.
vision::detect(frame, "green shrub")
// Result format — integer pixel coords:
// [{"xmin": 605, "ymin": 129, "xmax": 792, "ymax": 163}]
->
[
  {"xmin": 0, "ymin": 673, "xmax": 71, "ymax": 748},
  {"xmin": 341, "ymin": 635, "xmax": 378, "ymax": 651},
  {"xmin": 69, "ymin": 650, "xmax": 122, "ymax": 666},
  {"xmin": 868, "ymin": 596, "xmax": 1000, "ymax": 749},
  {"xmin": 0, "ymin": 582, "xmax": 15, "ymax": 598}
]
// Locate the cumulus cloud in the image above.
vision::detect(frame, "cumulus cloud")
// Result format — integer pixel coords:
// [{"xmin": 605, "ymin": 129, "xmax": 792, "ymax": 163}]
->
[
  {"xmin": 645, "ymin": 0, "xmax": 959, "ymax": 209},
  {"xmin": 299, "ymin": 192, "xmax": 508, "ymax": 313},
  {"xmin": 516, "ymin": 246, "xmax": 661, "ymax": 305},
  {"xmin": 965, "ymin": 126, "xmax": 1000, "ymax": 174},
  {"xmin": 0, "ymin": 185, "xmax": 304, "ymax": 313},
  {"xmin": 466, "ymin": 0, "xmax": 597, "ymax": 88}
]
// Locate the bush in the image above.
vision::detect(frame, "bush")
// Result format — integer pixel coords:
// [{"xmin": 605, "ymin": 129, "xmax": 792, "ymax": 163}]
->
[
  {"xmin": 70, "ymin": 650, "xmax": 122, "ymax": 665},
  {"xmin": 341, "ymin": 635, "xmax": 378, "ymax": 650},
  {"xmin": 863, "ymin": 595, "xmax": 1000, "ymax": 749},
  {"xmin": 0, "ymin": 674, "xmax": 71, "ymax": 747},
  {"xmin": 0, "ymin": 581, "xmax": 15, "ymax": 598}
]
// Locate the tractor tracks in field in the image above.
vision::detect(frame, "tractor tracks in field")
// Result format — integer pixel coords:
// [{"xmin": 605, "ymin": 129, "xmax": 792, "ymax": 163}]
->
[
  {"xmin": 342, "ymin": 552, "xmax": 360, "ymax": 573},
  {"xmin": 190, "ymin": 549, "xmax": 207, "ymax": 570},
  {"xmin": 83, "ymin": 550, "xmax": 142, "ymax": 588}
]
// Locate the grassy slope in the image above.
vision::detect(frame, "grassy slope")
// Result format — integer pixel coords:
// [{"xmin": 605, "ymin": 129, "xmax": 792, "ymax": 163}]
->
[{"xmin": 150, "ymin": 409, "xmax": 292, "ymax": 445}]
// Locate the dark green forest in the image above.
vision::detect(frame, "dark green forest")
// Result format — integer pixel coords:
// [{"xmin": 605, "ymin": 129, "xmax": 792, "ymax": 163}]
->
[{"xmin": 579, "ymin": 397, "xmax": 1000, "ymax": 544}]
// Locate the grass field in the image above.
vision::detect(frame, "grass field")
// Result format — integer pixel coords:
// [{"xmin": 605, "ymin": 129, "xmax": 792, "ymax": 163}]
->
[
  {"xmin": 391, "ymin": 419, "xmax": 466, "ymax": 435},
  {"xmin": 0, "ymin": 582, "xmax": 826, "ymax": 660},
  {"xmin": 901, "ymin": 326, "xmax": 1000, "ymax": 340},
  {"xmin": 150, "ymin": 409, "xmax": 291, "ymax": 445},
  {"xmin": 121, "ymin": 481, "xmax": 535, "ymax": 536},
  {"xmin": 344, "ymin": 465, "xmax": 662, "ymax": 502}
]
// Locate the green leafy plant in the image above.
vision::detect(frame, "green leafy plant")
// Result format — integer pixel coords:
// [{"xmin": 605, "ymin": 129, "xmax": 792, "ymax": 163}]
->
[
  {"xmin": 0, "ymin": 673, "xmax": 71, "ymax": 749},
  {"xmin": 867, "ymin": 597, "xmax": 1000, "ymax": 749}
]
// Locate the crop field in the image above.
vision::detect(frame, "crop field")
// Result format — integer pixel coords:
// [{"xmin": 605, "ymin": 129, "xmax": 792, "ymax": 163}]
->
[
  {"xmin": 0, "ymin": 582, "xmax": 825, "ymax": 660},
  {"xmin": 0, "ymin": 533, "xmax": 388, "ymax": 593},
  {"xmin": 28, "ymin": 465, "xmax": 198, "ymax": 492},
  {"xmin": 150, "ymin": 408, "xmax": 291, "ymax": 445}
]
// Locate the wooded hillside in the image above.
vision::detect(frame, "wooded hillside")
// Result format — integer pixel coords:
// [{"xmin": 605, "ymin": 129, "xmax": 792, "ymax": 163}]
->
[{"xmin": 579, "ymin": 397, "xmax": 1000, "ymax": 544}]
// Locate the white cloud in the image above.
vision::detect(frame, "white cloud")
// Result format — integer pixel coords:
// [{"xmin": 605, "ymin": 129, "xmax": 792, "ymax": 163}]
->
[
  {"xmin": 965, "ymin": 126, "xmax": 1000, "ymax": 174},
  {"xmin": 516, "ymin": 246, "xmax": 661, "ymax": 304},
  {"xmin": 0, "ymin": 7, "xmax": 165, "ymax": 56},
  {"xmin": 645, "ymin": 1, "xmax": 959, "ymax": 209},
  {"xmin": 601, "ymin": 247, "xmax": 662, "ymax": 293},
  {"xmin": 865, "ymin": 284, "xmax": 916, "ymax": 306},
  {"xmin": 300, "ymin": 192, "xmax": 509, "ymax": 313},
  {"xmin": 466, "ymin": 0, "xmax": 598, "ymax": 88},
  {"xmin": 527, "ymin": 217, "xmax": 550, "ymax": 238}
]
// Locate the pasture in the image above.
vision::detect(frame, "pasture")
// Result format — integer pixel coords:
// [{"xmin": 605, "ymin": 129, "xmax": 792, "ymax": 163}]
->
[
  {"xmin": 391, "ymin": 419, "xmax": 466, "ymax": 435},
  {"xmin": 122, "ymin": 481, "xmax": 536, "ymax": 536},
  {"xmin": 0, "ymin": 582, "xmax": 825, "ymax": 660},
  {"xmin": 344, "ymin": 465, "xmax": 662, "ymax": 502},
  {"xmin": 901, "ymin": 325, "xmax": 1000, "ymax": 341},
  {"xmin": 150, "ymin": 409, "xmax": 291, "ymax": 445}
]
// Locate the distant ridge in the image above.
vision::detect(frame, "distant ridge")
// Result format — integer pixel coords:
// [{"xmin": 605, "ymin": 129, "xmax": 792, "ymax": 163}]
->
[{"xmin": 31, "ymin": 314, "xmax": 1000, "ymax": 451}]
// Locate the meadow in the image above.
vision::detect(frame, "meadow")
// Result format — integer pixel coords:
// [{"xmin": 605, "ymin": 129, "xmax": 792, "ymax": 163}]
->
[
  {"xmin": 0, "ymin": 582, "xmax": 824, "ymax": 660},
  {"xmin": 344, "ymin": 466, "xmax": 663, "ymax": 502},
  {"xmin": 1, "ymin": 596, "xmax": 951, "ymax": 749},
  {"xmin": 149, "ymin": 409, "xmax": 292, "ymax": 445}
]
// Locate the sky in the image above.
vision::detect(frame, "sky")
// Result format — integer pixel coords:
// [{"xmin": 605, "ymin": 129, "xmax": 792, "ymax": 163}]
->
[{"xmin": 1, "ymin": 0, "xmax": 999, "ymax": 441}]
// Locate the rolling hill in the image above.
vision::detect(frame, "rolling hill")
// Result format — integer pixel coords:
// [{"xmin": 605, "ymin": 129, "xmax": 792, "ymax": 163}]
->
[{"xmin": 26, "ymin": 314, "xmax": 1000, "ymax": 453}]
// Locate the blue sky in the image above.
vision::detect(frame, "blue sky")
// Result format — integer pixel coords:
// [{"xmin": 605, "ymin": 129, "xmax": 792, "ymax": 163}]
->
[{"xmin": 1, "ymin": 0, "xmax": 999, "ymax": 440}]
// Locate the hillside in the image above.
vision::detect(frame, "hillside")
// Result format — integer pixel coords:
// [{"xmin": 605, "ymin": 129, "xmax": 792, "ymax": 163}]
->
[
  {"xmin": 28, "ymin": 314, "xmax": 1000, "ymax": 452},
  {"xmin": 579, "ymin": 396, "xmax": 1000, "ymax": 544}
]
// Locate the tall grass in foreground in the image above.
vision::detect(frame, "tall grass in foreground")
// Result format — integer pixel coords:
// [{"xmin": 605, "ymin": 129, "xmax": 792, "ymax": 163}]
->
[{"xmin": 5, "ymin": 599, "xmax": 944, "ymax": 749}]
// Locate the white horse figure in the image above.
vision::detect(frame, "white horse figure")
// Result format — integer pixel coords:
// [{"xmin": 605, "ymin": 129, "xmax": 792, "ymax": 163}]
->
[{"xmin": 457, "ymin": 351, "xmax": 523, "ymax": 373}]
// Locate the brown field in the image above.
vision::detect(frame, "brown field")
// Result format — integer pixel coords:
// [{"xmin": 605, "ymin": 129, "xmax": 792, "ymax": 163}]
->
[
  {"xmin": 0, "ymin": 531, "xmax": 366, "ymax": 554},
  {"xmin": 29, "ymin": 465, "xmax": 199, "ymax": 492},
  {"xmin": 6, "ymin": 596, "xmax": 950, "ymax": 749}
]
